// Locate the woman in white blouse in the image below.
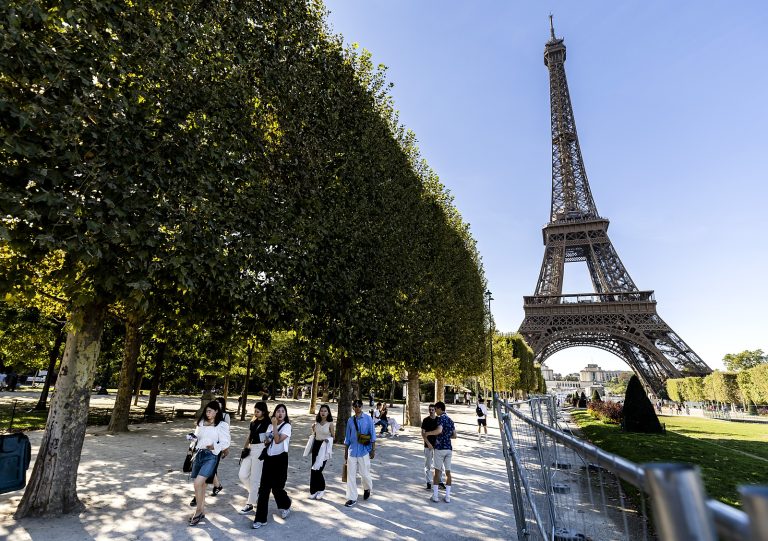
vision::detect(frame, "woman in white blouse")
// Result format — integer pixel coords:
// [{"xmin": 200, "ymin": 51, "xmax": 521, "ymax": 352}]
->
[
  {"xmin": 189, "ymin": 400, "xmax": 231, "ymax": 526},
  {"xmin": 252, "ymin": 403, "xmax": 292, "ymax": 529},
  {"xmin": 309, "ymin": 404, "xmax": 334, "ymax": 499}
]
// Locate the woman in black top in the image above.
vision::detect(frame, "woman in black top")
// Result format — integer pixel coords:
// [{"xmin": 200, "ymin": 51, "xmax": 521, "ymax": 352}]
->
[{"xmin": 237, "ymin": 401, "xmax": 270, "ymax": 514}]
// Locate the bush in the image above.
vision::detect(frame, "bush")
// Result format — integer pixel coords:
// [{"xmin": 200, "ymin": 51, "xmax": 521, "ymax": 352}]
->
[
  {"xmin": 591, "ymin": 389, "xmax": 602, "ymax": 402},
  {"xmin": 588, "ymin": 400, "xmax": 622, "ymax": 424},
  {"xmin": 622, "ymin": 375, "xmax": 663, "ymax": 433},
  {"xmin": 578, "ymin": 391, "xmax": 587, "ymax": 408}
]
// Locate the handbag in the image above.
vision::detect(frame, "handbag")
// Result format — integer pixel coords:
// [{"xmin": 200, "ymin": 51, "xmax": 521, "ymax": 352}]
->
[
  {"xmin": 354, "ymin": 416, "xmax": 371, "ymax": 445},
  {"xmin": 183, "ymin": 442, "xmax": 196, "ymax": 473}
]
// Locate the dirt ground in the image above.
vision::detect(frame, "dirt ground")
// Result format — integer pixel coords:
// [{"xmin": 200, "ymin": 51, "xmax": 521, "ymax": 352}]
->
[{"xmin": 0, "ymin": 393, "xmax": 516, "ymax": 540}]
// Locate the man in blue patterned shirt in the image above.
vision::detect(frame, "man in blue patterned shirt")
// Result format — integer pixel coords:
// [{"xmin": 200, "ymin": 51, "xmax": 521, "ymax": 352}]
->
[{"xmin": 424, "ymin": 401, "xmax": 456, "ymax": 503}]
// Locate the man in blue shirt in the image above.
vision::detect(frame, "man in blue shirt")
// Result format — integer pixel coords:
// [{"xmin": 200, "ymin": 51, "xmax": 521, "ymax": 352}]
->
[
  {"xmin": 343, "ymin": 398, "xmax": 376, "ymax": 507},
  {"xmin": 424, "ymin": 401, "xmax": 456, "ymax": 503}
]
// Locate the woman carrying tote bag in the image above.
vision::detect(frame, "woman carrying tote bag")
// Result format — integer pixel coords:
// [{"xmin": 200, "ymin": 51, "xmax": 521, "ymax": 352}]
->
[{"xmin": 237, "ymin": 401, "xmax": 270, "ymax": 514}]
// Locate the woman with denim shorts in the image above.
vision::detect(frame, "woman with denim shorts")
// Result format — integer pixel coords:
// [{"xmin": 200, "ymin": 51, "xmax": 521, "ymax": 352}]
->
[{"xmin": 189, "ymin": 400, "xmax": 231, "ymax": 526}]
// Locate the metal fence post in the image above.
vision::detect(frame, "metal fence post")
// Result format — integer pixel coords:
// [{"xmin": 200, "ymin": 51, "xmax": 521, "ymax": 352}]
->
[
  {"xmin": 497, "ymin": 396, "xmax": 529, "ymax": 539},
  {"xmin": 739, "ymin": 486, "xmax": 768, "ymax": 541},
  {"xmin": 644, "ymin": 463, "xmax": 717, "ymax": 541}
]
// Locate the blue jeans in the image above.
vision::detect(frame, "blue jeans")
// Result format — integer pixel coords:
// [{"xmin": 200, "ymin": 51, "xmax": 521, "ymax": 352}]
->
[
  {"xmin": 191, "ymin": 449, "xmax": 217, "ymax": 479},
  {"xmin": 376, "ymin": 419, "xmax": 389, "ymax": 434}
]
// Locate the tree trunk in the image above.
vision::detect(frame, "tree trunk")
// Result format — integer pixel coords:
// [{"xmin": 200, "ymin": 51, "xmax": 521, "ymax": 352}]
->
[
  {"xmin": 240, "ymin": 344, "xmax": 253, "ymax": 421},
  {"xmin": 223, "ymin": 356, "xmax": 232, "ymax": 401},
  {"xmin": 334, "ymin": 355, "xmax": 353, "ymax": 444},
  {"xmin": 144, "ymin": 341, "xmax": 166, "ymax": 416},
  {"xmin": 107, "ymin": 312, "xmax": 142, "ymax": 433},
  {"xmin": 407, "ymin": 368, "xmax": 421, "ymax": 427},
  {"xmin": 309, "ymin": 358, "xmax": 321, "ymax": 415},
  {"xmin": 435, "ymin": 375, "xmax": 445, "ymax": 403},
  {"xmin": 389, "ymin": 375, "xmax": 396, "ymax": 407},
  {"xmin": 33, "ymin": 321, "xmax": 66, "ymax": 411},
  {"xmin": 15, "ymin": 301, "xmax": 107, "ymax": 518}
]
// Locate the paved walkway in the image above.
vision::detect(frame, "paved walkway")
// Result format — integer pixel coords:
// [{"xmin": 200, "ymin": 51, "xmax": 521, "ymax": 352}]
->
[{"xmin": 0, "ymin": 394, "xmax": 516, "ymax": 540}]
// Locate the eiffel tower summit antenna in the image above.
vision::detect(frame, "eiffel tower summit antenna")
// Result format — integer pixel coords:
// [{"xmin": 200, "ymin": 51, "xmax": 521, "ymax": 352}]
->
[{"xmin": 518, "ymin": 23, "xmax": 712, "ymax": 396}]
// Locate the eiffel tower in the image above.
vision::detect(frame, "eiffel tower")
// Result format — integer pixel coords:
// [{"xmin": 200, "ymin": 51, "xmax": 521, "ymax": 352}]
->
[{"xmin": 518, "ymin": 19, "xmax": 711, "ymax": 396}]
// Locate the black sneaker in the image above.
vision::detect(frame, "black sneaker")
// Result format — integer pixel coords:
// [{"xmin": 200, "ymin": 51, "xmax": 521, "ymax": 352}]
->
[
  {"xmin": 212, "ymin": 485, "xmax": 223, "ymax": 496},
  {"xmin": 439, "ymin": 482, "xmax": 447, "ymax": 490},
  {"xmin": 363, "ymin": 489, "xmax": 371, "ymax": 500},
  {"xmin": 344, "ymin": 500, "xmax": 357, "ymax": 507},
  {"xmin": 189, "ymin": 497, "xmax": 196, "ymax": 507},
  {"xmin": 425, "ymin": 482, "xmax": 432, "ymax": 490}
]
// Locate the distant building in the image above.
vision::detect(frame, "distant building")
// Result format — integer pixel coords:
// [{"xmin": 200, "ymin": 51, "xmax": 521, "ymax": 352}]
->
[{"xmin": 542, "ymin": 362, "xmax": 632, "ymax": 397}]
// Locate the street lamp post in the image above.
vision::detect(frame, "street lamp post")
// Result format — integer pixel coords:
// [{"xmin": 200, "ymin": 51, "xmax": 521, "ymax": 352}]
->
[{"xmin": 485, "ymin": 289, "xmax": 496, "ymax": 418}]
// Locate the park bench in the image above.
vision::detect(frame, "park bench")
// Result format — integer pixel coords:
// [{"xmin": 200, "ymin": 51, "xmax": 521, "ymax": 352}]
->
[{"xmin": 174, "ymin": 408, "xmax": 199, "ymax": 419}]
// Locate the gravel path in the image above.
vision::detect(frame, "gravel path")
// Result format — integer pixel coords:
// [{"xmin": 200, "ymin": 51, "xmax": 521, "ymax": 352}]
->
[{"xmin": 0, "ymin": 394, "xmax": 516, "ymax": 540}]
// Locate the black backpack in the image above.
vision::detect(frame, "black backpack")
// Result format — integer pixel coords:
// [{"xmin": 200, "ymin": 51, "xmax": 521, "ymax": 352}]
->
[{"xmin": 476, "ymin": 405, "xmax": 484, "ymax": 417}]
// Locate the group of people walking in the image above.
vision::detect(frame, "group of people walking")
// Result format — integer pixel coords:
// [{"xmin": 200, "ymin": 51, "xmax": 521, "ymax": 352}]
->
[{"xmin": 185, "ymin": 396, "xmax": 462, "ymax": 528}]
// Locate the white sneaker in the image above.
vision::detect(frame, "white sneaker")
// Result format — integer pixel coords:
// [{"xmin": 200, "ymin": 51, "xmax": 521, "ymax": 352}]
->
[
  {"xmin": 431, "ymin": 494, "xmax": 440, "ymax": 502},
  {"xmin": 310, "ymin": 492, "xmax": 317, "ymax": 500},
  {"xmin": 315, "ymin": 491, "xmax": 325, "ymax": 500},
  {"xmin": 253, "ymin": 522, "xmax": 267, "ymax": 529},
  {"xmin": 444, "ymin": 494, "xmax": 452, "ymax": 503},
  {"xmin": 280, "ymin": 509, "xmax": 291, "ymax": 519}
]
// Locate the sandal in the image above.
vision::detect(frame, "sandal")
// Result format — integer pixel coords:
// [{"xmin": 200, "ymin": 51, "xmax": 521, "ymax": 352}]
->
[{"xmin": 189, "ymin": 512, "xmax": 205, "ymax": 526}]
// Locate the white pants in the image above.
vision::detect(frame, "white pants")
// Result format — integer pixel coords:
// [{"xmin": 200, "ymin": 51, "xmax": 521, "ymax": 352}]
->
[
  {"xmin": 238, "ymin": 443, "xmax": 265, "ymax": 505},
  {"xmin": 346, "ymin": 455, "xmax": 372, "ymax": 501}
]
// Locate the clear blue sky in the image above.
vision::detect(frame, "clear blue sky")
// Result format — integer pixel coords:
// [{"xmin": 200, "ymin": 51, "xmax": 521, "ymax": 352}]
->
[{"xmin": 323, "ymin": 1, "xmax": 768, "ymax": 375}]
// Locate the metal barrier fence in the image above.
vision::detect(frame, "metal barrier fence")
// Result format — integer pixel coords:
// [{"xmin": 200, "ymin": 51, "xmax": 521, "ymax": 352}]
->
[{"xmin": 495, "ymin": 395, "xmax": 768, "ymax": 540}]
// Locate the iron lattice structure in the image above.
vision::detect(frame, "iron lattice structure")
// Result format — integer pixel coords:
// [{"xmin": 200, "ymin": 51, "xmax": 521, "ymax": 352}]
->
[{"xmin": 518, "ymin": 21, "xmax": 711, "ymax": 395}]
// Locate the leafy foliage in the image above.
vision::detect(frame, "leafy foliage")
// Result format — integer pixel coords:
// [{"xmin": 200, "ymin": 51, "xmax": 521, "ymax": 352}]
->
[
  {"xmin": 723, "ymin": 349, "xmax": 766, "ymax": 371},
  {"xmin": 587, "ymin": 400, "xmax": 622, "ymax": 424}
]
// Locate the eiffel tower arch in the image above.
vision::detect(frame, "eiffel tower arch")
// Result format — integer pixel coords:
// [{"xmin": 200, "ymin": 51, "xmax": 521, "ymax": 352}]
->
[{"xmin": 518, "ymin": 19, "xmax": 712, "ymax": 396}]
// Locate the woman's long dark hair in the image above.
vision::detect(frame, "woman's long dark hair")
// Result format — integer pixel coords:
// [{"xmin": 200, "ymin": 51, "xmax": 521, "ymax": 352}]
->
[
  {"xmin": 315, "ymin": 404, "xmax": 333, "ymax": 423},
  {"xmin": 272, "ymin": 403, "xmax": 290, "ymax": 424},
  {"xmin": 197, "ymin": 400, "xmax": 223, "ymax": 426},
  {"xmin": 216, "ymin": 396, "xmax": 227, "ymax": 413}
]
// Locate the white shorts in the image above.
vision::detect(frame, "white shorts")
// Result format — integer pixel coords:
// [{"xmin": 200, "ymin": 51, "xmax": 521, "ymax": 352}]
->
[{"xmin": 434, "ymin": 449, "xmax": 452, "ymax": 472}]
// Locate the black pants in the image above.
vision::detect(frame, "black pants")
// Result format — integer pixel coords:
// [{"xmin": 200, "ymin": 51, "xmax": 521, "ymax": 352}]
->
[
  {"xmin": 255, "ymin": 452, "xmax": 290, "ymax": 523},
  {"xmin": 309, "ymin": 440, "xmax": 327, "ymax": 494}
]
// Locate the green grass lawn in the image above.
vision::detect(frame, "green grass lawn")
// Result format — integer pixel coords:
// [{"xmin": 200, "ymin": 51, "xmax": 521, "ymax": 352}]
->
[{"xmin": 571, "ymin": 411, "xmax": 768, "ymax": 507}]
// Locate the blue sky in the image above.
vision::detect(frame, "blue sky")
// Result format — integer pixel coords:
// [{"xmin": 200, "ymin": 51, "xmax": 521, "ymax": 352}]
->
[{"xmin": 323, "ymin": 1, "xmax": 768, "ymax": 375}]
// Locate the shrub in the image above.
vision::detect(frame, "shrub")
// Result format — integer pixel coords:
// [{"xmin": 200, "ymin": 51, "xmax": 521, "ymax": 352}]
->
[
  {"xmin": 578, "ymin": 391, "xmax": 587, "ymax": 408},
  {"xmin": 622, "ymin": 375, "xmax": 663, "ymax": 433},
  {"xmin": 588, "ymin": 400, "xmax": 622, "ymax": 424},
  {"xmin": 591, "ymin": 389, "xmax": 602, "ymax": 402}
]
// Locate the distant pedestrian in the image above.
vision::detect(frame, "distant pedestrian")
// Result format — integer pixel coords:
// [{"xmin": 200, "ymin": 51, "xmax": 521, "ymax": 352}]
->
[
  {"xmin": 189, "ymin": 400, "xmax": 231, "ymax": 526},
  {"xmin": 424, "ymin": 401, "xmax": 456, "ymax": 503},
  {"xmin": 308, "ymin": 404, "xmax": 334, "ymax": 499},
  {"xmin": 343, "ymin": 398, "xmax": 376, "ymax": 507},
  {"xmin": 237, "ymin": 401, "xmax": 270, "ymax": 515},
  {"xmin": 253, "ymin": 403, "xmax": 292, "ymax": 529},
  {"xmin": 476, "ymin": 398, "xmax": 488, "ymax": 439}
]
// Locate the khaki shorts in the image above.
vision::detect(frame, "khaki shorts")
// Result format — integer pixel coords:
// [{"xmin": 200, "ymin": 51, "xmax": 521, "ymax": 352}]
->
[{"xmin": 434, "ymin": 449, "xmax": 452, "ymax": 472}]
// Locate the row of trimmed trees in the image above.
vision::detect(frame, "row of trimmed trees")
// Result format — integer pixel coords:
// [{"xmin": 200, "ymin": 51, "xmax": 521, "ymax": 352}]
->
[
  {"xmin": 0, "ymin": 1, "xmax": 489, "ymax": 517},
  {"xmin": 666, "ymin": 364, "xmax": 768, "ymax": 406}
]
